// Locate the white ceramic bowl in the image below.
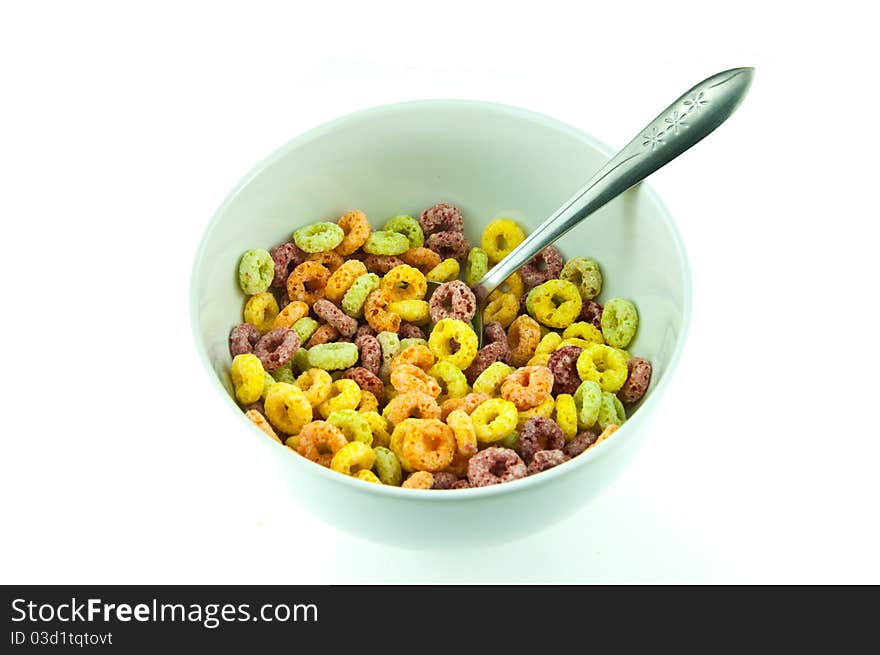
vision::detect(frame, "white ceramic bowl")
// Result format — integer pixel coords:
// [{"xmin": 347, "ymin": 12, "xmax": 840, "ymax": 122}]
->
[{"xmin": 190, "ymin": 100, "xmax": 692, "ymax": 548}]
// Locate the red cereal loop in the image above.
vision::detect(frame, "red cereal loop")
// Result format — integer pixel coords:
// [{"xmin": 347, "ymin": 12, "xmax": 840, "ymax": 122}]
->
[
  {"xmin": 270, "ymin": 243, "xmax": 306, "ymax": 288},
  {"xmin": 519, "ymin": 246, "xmax": 563, "ymax": 289},
  {"xmin": 547, "ymin": 345, "xmax": 584, "ymax": 395},
  {"xmin": 563, "ymin": 430, "xmax": 598, "ymax": 457},
  {"xmin": 467, "ymin": 447, "xmax": 527, "ymax": 487},
  {"xmin": 428, "ymin": 280, "xmax": 476, "ymax": 323},
  {"xmin": 527, "ymin": 449, "xmax": 570, "ymax": 475},
  {"xmin": 450, "ymin": 479, "xmax": 471, "ymax": 489},
  {"xmin": 354, "ymin": 333, "xmax": 381, "ymax": 375},
  {"xmin": 253, "ymin": 327, "xmax": 301, "ymax": 371},
  {"xmin": 306, "ymin": 323, "xmax": 339, "ymax": 348},
  {"xmin": 463, "ymin": 341, "xmax": 512, "ymax": 385},
  {"xmin": 500, "ymin": 366, "xmax": 554, "ymax": 410},
  {"xmin": 343, "ymin": 367, "xmax": 386, "ymax": 405},
  {"xmin": 618, "ymin": 357, "xmax": 652, "ymax": 404},
  {"xmin": 519, "ymin": 417, "xmax": 565, "ymax": 463},
  {"xmin": 418, "ymin": 203, "xmax": 464, "ymax": 236},
  {"xmin": 313, "ymin": 299, "xmax": 358, "ymax": 337},
  {"xmin": 426, "ymin": 231, "xmax": 470, "ymax": 262},
  {"xmin": 431, "ymin": 471, "xmax": 460, "ymax": 489},
  {"xmin": 580, "ymin": 300, "xmax": 603, "ymax": 329},
  {"xmin": 229, "ymin": 323, "xmax": 261, "ymax": 357},
  {"xmin": 398, "ymin": 322, "xmax": 426, "ymax": 340},
  {"xmin": 364, "ymin": 254, "xmax": 406, "ymax": 275}
]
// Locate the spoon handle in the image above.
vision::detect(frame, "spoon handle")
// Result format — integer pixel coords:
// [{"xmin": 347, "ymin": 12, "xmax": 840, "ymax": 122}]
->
[{"xmin": 472, "ymin": 67, "xmax": 754, "ymax": 302}]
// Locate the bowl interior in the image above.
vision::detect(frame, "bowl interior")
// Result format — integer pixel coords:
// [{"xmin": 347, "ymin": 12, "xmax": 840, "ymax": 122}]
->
[{"xmin": 192, "ymin": 100, "xmax": 689, "ymax": 449}]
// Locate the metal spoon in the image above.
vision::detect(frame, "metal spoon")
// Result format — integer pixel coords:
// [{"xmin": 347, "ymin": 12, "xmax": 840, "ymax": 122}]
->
[{"xmin": 428, "ymin": 67, "xmax": 753, "ymax": 346}]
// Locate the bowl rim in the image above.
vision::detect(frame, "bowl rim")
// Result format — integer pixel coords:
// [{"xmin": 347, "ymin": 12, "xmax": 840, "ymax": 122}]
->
[{"xmin": 190, "ymin": 98, "xmax": 693, "ymax": 501}]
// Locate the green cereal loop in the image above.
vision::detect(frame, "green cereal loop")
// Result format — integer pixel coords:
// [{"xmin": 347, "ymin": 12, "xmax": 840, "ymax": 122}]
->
[
  {"xmin": 271, "ymin": 362, "xmax": 297, "ymax": 384},
  {"xmin": 560, "ymin": 257, "xmax": 603, "ymax": 300},
  {"xmin": 376, "ymin": 331, "xmax": 401, "ymax": 379},
  {"xmin": 601, "ymin": 298, "xmax": 639, "ymax": 349},
  {"xmin": 292, "ymin": 222, "xmax": 345, "ymax": 253},
  {"xmin": 327, "ymin": 409, "xmax": 373, "ymax": 445},
  {"xmin": 383, "ymin": 215, "xmax": 424, "ymax": 248},
  {"xmin": 342, "ymin": 273, "xmax": 381, "ymax": 317},
  {"xmin": 465, "ymin": 247, "xmax": 489, "ymax": 287},
  {"xmin": 399, "ymin": 337, "xmax": 428, "ymax": 351},
  {"xmin": 292, "ymin": 347, "xmax": 310, "ymax": 373},
  {"xmin": 573, "ymin": 380, "xmax": 602, "ymax": 429},
  {"xmin": 238, "ymin": 249, "xmax": 274, "ymax": 294},
  {"xmin": 291, "ymin": 316, "xmax": 319, "ymax": 344},
  {"xmin": 372, "ymin": 446, "xmax": 402, "ymax": 486},
  {"xmin": 598, "ymin": 392, "xmax": 627, "ymax": 430},
  {"xmin": 307, "ymin": 342, "xmax": 359, "ymax": 371},
  {"xmin": 363, "ymin": 230, "xmax": 410, "ymax": 256},
  {"xmin": 261, "ymin": 372, "xmax": 276, "ymax": 399}
]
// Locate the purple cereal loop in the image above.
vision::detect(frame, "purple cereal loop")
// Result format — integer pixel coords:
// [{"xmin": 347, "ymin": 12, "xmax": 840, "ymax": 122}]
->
[
  {"xmin": 426, "ymin": 231, "xmax": 470, "ymax": 262},
  {"xmin": 527, "ymin": 449, "xmax": 570, "ymax": 475},
  {"xmin": 430, "ymin": 471, "xmax": 459, "ymax": 489},
  {"xmin": 463, "ymin": 341, "xmax": 512, "ymax": 385},
  {"xmin": 398, "ymin": 322, "xmax": 426, "ymax": 340},
  {"xmin": 253, "ymin": 327, "xmax": 300, "ymax": 371},
  {"xmin": 519, "ymin": 417, "xmax": 565, "ymax": 463},
  {"xmin": 428, "ymin": 280, "xmax": 477, "ymax": 323},
  {"xmin": 354, "ymin": 334, "xmax": 381, "ymax": 376},
  {"xmin": 450, "ymin": 479, "xmax": 471, "ymax": 489},
  {"xmin": 547, "ymin": 345, "xmax": 584, "ymax": 395},
  {"xmin": 312, "ymin": 299, "xmax": 358, "ymax": 338},
  {"xmin": 229, "ymin": 323, "xmax": 261, "ymax": 357},
  {"xmin": 467, "ymin": 447, "xmax": 527, "ymax": 487},
  {"xmin": 354, "ymin": 324, "xmax": 376, "ymax": 339},
  {"xmin": 563, "ymin": 430, "xmax": 598, "ymax": 457},
  {"xmin": 580, "ymin": 300, "xmax": 603, "ymax": 329},
  {"xmin": 342, "ymin": 367, "xmax": 386, "ymax": 405},
  {"xmin": 618, "ymin": 357, "xmax": 652, "ymax": 405},
  {"xmin": 519, "ymin": 246, "xmax": 563, "ymax": 289},
  {"xmin": 363, "ymin": 254, "xmax": 406, "ymax": 275},
  {"xmin": 483, "ymin": 321, "xmax": 508, "ymax": 347},
  {"xmin": 270, "ymin": 242, "xmax": 306, "ymax": 288},
  {"xmin": 418, "ymin": 203, "xmax": 464, "ymax": 236}
]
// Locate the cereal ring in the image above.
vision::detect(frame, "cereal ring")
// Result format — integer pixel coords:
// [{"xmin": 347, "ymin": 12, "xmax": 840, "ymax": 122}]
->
[
  {"xmin": 601, "ymin": 298, "xmax": 639, "ymax": 349},
  {"xmin": 426, "ymin": 231, "xmax": 470, "ymax": 261},
  {"xmin": 470, "ymin": 398, "xmax": 518, "ymax": 442},
  {"xmin": 270, "ymin": 242, "xmax": 306, "ymax": 289},
  {"xmin": 519, "ymin": 416, "xmax": 565, "ymax": 463},
  {"xmin": 402, "ymin": 471, "xmax": 434, "ymax": 489},
  {"xmin": 312, "ymin": 299, "xmax": 358, "ymax": 338},
  {"xmin": 465, "ymin": 247, "xmax": 489, "ymax": 287},
  {"xmin": 554, "ymin": 393, "xmax": 578, "ymax": 441},
  {"xmin": 308, "ymin": 342, "xmax": 359, "ymax": 371},
  {"xmin": 286, "ymin": 261, "xmax": 330, "ymax": 306},
  {"xmin": 426, "ymin": 258, "xmax": 460, "ymax": 283},
  {"xmin": 253, "ymin": 327, "xmax": 301, "ymax": 372},
  {"xmin": 231, "ymin": 353, "xmax": 266, "ymax": 405},
  {"xmin": 483, "ymin": 292, "xmax": 519, "ymax": 328},
  {"xmin": 327, "ymin": 409, "xmax": 373, "ymax": 445},
  {"xmin": 463, "ymin": 341, "xmax": 512, "ymax": 385},
  {"xmin": 618, "ymin": 357, "xmax": 652, "ymax": 405},
  {"xmin": 341, "ymin": 272, "xmax": 381, "ymax": 318},
  {"xmin": 418, "ymin": 203, "xmax": 464, "ymax": 236},
  {"xmin": 519, "ymin": 246, "xmax": 563, "ymax": 289},
  {"xmin": 576, "ymin": 344, "xmax": 628, "ymax": 392},
  {"xmin": 401, "ymin": 419, "xmax": 456, "ymax": 471},
  {"xmin": 580, "ymin": 300, "xmax": 604, "ymax": 329},
  {"xmin": 356, "ymin": 389, "xmax": 379, "ymax": 414},
  {"xmin": 488, "ymin": 272, "xmax": 525, "ymax": 303},
  {"xmin": 372, "ymin": 446, "xmax": 402, "ymax": 486},
  {"xmin": 292, "ymin": 347, "xmax": 311, "ymax": 374},
  {"xmin": 507, "ymin": 315, "xmax": 541, "ymax": 367},
  {"xmin": 390, "ymin": 343, "xmax": 435, "ymax": 372},
  {"xmin": 428, "ymin": 280, "xmax": 476, "ymax": 323},
  {"xmin": 526, "ymin": 353, "xmax": 550, "ymax": 367},
  {"xmin": 330, "ymin": 440, "xmax": 376, "ymax": 475},
  {"xmin": 295, "ymin": 368, "xmax": 333, "ymax": 407},
  {"xmin": 430, "ymin": 471, "xmax": 460, "ymax": 489},
  {"xmin": 306, "ymin": 250, "xmax": 344, "ymax": 273},
  {"xmin": 383, "ymin": 392, "xmax": 441, "ymax": 426},
  {"xmin": 472, "ymin": 362, "xmax": 515, "ymax": 397},
  {"xmin": 296, "ymin": 420, "xmax": 347, "ymax": 467},
  {"xmin": 445, "ymin": 409, "xmax": 477, "ymax": 456},
  {"xmin": 381, "ymin": 264, "xmax": 427, "ymax": 302},
  {"xmin": 525, "ymin": 279, "xmax": 583, "ymax": 329},
  {"xmin": 562, "ymin": 321, "xmax": 604, "ymax": 345},
  {"xmin": 363, "ymin": 254, "xmax": 406, "ymax": 275},
  {"xmin": 272, "ymin": 301, "xmax": 309, "ymax": 330},
  {"xmin": 444, "ymin": 451, "xmax": 471, "ymax": 478},
  {"xmin": 598, "ymin": 392, "xmax": 627, "ymax": 431},
  {"xmin": 317, "ymin": 378, "xmax": 362, "ymax": 418},
  {"xmin": 516, "ymin": 395, "xmax": 555, "ymax": 430},
  {"xmin": 243, "ymin": 292, "xmax": 280, "ymax": 334},
  {"xmin": 547, "ymin": 345, "xmax": 583, "ymax": 395},
  {"xmin": 439, "ymin": 392, "xmax": 490, "ymax": 420},
  {"xmin": 564, "ymin": 430, "xmax": 598, "ymax": 457},
  {"xmin": 324, "ymin": 260, "xmax": 368, "ymax": 304},
  {"xmin": 364, "ymin": 289, "xmax": 401, "ymax": 333},
  {"xmin": 229, "ymin": 322, "xmax": 261, "ymax": 357},
  {"xmin": 245, "ymin": 409, "xmax": 281, "ymax": 443},
  {"xmin": 391, "ymin": 363, "xmax": 442, "ymax": 397},
  {"xmin": 500, "ymin": 366, "xmax": 554, "ymax": 410},
  {"xmin": 398, "ymin": 322, "xmax": 426, "ymax": 340},
  {"xmin": 535, "ymin": 332, "xmax": 562, "ymax": 355},
  {"xmin": 560, "ymin": 257, "xmax": 602, "ymax": 300},
  {"xmin": 450, "ymin": 479, "xmax": 471, "ymax": 489},
  {"xmin": 376, "ymin": 331, "xmax": 401, "ymax": 380},
  {"xmin": 334, "ymin": 210, "xmax": 371, "ymax": 256},
  {"xmin": 428, "ymin": 318, "xmax": 478, "ymax": 370},
  {"xmin": 293, "ymin": 222, "xmax": 345, "ymax": 253},
  {"xmin": 427, "ymin": 360, "xmax": 468, "ymax": 402},
  {"xmin": 355, "ymin": 324, "xmax": 377, "ymax": 339},
  {"xmin": 383, "ymin": 214, "xmax": 425, "ymax": 248},
  {"xmin": 467, "ymin": 447, "xmax": 527, "ymax": 487},
  {"xmin": 484, "ymin": 321, "xmax": 509, "ymax": 346},
  {"xmin": 573, "ymin": 380, "xmax": 602, "ymax": 429},
  {"xmin": 388, "ymin": 300, "xmax": 430, "ymax": 324},
  {"xmin": 400, "ymin": 337, "xmax": 428, "ymax": 352},
  {"xmin": 238, "ymin": 249, "xmax": 275, "ymax": 294},
  {"xmin": 306, "ymin": 323, "xmax": 339, "ymax": 348},
  {"xmin": 527, "ymin": 449, "xmax": 570, "ymax": 475},
  {"xmin": 355, "ymin": 469, "xmax": 381, "ymax": 484},
  {"xmin": 481, "ymin": 219, "xmax": 525, "ymax": 264},
  {"xmin": 354, "ymin": 333, "xmax": 381, "ymax": 376},
  {"xmin": 361, "ymin": 412, "xmax": 390, "ymax": 449},
  {"xmin": 364, "ymin": 230, "xmax": 410, "ymax": 256},
  {"xmin": 400, "ymin": 247, "xmax": 442, "ymax": 275},
  {"xmin": 264, "ymin": 382, "xmax": 313, "ymax": 435},
  {"xmin": 291, "ymin": 316, "xmax": 319, "ymax": 345}
]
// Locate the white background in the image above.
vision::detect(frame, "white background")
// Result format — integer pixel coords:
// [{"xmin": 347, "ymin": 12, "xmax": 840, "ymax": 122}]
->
[{"xmin": 2, "ymin": 1, "xmax": 878, "ymax": 583}]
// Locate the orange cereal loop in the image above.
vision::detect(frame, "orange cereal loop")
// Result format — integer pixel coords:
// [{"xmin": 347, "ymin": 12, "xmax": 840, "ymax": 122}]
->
[
  {"xmin": 286, "ymin": 260, "xmax": 330, "ymax": 306},
  {"xmin": 594, "ymin": 423, "xmax": 619, "ymax": 446},
  {"xmin": 446, "ymin": 409, "xmax": 477, "ymax": 456},
  {"xmin": 306, "ymin": 250, "xmax": 344, "ymax": 274},
  {"xmin": 507, "ymin": 315, "xmax": 542, "ymax": 367},
  {"xmin": 402, "ymin": 471, "xmax": 434, "ymax": 489},
  {"xmin": 324, "ymin": 260, "xmax": 368, "ymax": 303},
  {"xmin": 401, "ymin": 419, "xmax": 456, "ymax": 471},
  {"xmin": 245, "ymin": 409, "xmax": 281, "ymax": 443},
  {"xmin": 500, "ymin": 366, "xmax": 554, "ymax": 410},
  {"xmin": 400, "ymin": 247, "xmax": 442, "ymax": 274},
  {"xmin": 306, "ymin": 323, "xmax": 339, "ymax": 348},
  {"xmin": 390, "ymin": 343, "xmax": 435, "ymax": 372},
  {"xmin": 364, "ymin": 288, "xmax": 401, "ymax": 333},
  {"xmin": 439, "ymin": 393, "xmax": 490, "ymax": 420},
  {"xmin": 272, "ymin": 301, "xmax": 310, "ymax": 330},
  {"xmin": 334, "ymin": 209, "xmax": 371, "ymax": 256},
  {"xmin": 444, "ymin": 451, "xmax": 471, "ymax": 478},
  {"xmin": 296, "ymin": 420, "xmax": 348, "ymax": 467},
  {"xmin": 384, "ymin": 391, "xmax": 441, "ymax": 425},
  {"xmin": 390, "ymin": 363, "xmax": 442, "ymax": 397}
]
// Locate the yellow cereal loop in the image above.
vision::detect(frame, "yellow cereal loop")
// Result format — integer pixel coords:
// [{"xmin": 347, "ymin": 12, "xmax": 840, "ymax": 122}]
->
[
  {"xmin": 294, "ymin": 368, "xmax": 333, "ymax": 407},
  {"xmin": 554, "ymin": 394, "xmax": 577, "ymax": 441},
  {"xmin": 324, "ymin": 260, "xmax": 369, "ymax": 303},
  {"xmin": 535, "ymin": 332, "xmax": 562, "ymax": 355},
  {"xmin": 516, "ymin": 395, "xmax": 555, "ymax": 430},
  {"xmin": 576, "ymin": 344, "xmax": 628, "ymax": 392},
  {"xmin": 427, "ymin": 360, "xmax": 469, "ymax": 401},
  {"xmin": 231, "ymin": 354, "xmax": 266, "ymax": 405},
  {"xmin": 562, "ymin": 321, "xmax": 604, "ymax": 345},
  {"xmin": 470, "ymin": 398, "xmax": 518, "ymax": 442},
  {"xmin": 483, "ymin": 292, "xmax": 519, "ymax": 328},
  {"xmin": 426, "ymin": 258, "xmax": 460, "ymax": 282},
  {"xmin": 361, "ymin": 411, "xmax": 391, "ymax": 448},
  {"xmin": 526, "ymin": 353, "xmax": 551, "ymax": 367},
  {"xmin": 481, "ymin": 219, "xmax": 526, "ymax": 264},
  {"xmin": 525, "ymin": 279, "xmax": 582, "ymax": 329},
  {"xmin": 446, "ymin": 409, "xmax": 477, "ymax": 456},
  {"xmin": 243, "ymin": 292, "xmax": 279, "ymax": 334},
  {"xmin": 557, "ymin": 338, "xmax": 600, "ymax": 350},
  {"xmin": 380, "ymin": 264, "xmax": 427, "ymax": 302},
  {"xmin": 488, "ymin": 271, "xmax": 524, "ymax": 303},
  {"xmin": 317, "ymin": 378, "xmax": 362, "ymax": 418},
  {"xmin": 330, "ymin": 441, "xmax": 376, "ymax": 476},
  {"xmin": 356, "ymin": 390, "xmax": 379, "ymax": 414},
  {"xmin": 388, "ymin": 299, "xmax": 431, "ymax": 324},
  {"xmin": 427, "ymin": 318, "xmax": 478, "ymax": 369},
  {"xmin": 472, "ymin": 362, "xmax": 516, "ymax": 397},
  {"xmin": 355, "ymin": 469, "xmax": 382, "ymax": 484},
  {"xmin": 264, "ymin": 382, "xmax": 313, "ymax": 435}
]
